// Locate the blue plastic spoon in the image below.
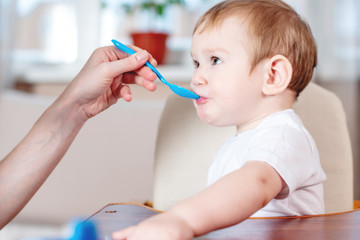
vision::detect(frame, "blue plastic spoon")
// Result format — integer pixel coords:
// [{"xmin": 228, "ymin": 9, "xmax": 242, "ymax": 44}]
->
[{"xmin": 112, "ymin": 39, "xmax": 200, "ymax": 99}]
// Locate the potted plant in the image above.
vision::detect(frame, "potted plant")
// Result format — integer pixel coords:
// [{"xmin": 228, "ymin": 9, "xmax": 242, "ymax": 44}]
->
[{"xmin": 121, "ymin": 0, "xmax": 186, "ymax": 64}]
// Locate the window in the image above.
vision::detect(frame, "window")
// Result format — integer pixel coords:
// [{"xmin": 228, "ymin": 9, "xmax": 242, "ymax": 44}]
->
[
  {"xmin": 7, "ymin": 0, "xmax": 359, "ymax": 86},
  {"xmin": 15, "ymin": 0, "xmax": 78, "ymax": 64},
  {"xmin": 286, "ymin": 0, "xmax": 360, "ymax": 80}
]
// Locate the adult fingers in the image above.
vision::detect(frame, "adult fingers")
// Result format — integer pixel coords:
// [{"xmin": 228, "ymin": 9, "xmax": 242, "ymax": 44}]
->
[
  {"xmin": 122, "ymin": 73, "xmax": 157, "ymax": 92},
  {"xmin": 105, "ymin": 50, "xmax": 151, "ymax": 79},
  {"xmin": 119, "ymin": 85, "xmax": 132, "ymax": 102},
  {"xmin": 129, "ymin": 45, "xmax": 158, "ymax": 66}
]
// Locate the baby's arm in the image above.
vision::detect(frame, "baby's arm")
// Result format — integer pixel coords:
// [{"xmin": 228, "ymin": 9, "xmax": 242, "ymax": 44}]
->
[{"xmin": 113, "ymin": 161, "xmax": 285, "ymax": 239}]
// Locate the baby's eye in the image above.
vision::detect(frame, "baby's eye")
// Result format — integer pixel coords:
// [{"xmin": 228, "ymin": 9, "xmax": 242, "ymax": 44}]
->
[
  {"xmin": 192, "ymin": 59, "xmax": 200, "ymax": 69},
  {"xmin": 211, "ymin": 56, "xmax": 222, "ymax": 65}
]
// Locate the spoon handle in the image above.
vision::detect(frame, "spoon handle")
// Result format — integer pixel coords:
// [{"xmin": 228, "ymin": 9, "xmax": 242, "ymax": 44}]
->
[{"xmin": 111, "ymin": 39, "xmax": 167, "ymax": 85}]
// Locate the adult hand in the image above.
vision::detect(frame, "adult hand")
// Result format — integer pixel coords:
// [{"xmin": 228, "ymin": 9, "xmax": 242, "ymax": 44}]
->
[
  {"xmin": 61, "ymin": 45, "xmax": 158, "ymax": 121},
  {"xmin": 0, "ymin": 45, "xmax": 158, "ymax": 229}
]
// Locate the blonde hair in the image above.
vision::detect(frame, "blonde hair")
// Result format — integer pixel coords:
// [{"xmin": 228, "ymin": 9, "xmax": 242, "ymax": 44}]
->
[{"xmin": 193, "ymin": 0, "xmax": 317, "ymax": 96}]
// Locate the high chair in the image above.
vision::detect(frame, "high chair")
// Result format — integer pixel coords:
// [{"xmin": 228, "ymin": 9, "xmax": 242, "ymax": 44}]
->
[{"xmin": 153, "ymin": 83, "xmax": 354, "ymax": 214}]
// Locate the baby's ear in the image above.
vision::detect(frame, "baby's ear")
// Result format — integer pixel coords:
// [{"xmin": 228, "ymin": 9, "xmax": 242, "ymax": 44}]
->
[{"xmin": 262, "ymin": 55, "xmax": 292, "ymax": 96}]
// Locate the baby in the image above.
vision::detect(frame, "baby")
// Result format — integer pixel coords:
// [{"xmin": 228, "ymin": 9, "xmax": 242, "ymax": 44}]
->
[{"xmin": 113, "ymin": 0, "xmax": 326, "ymax": 239}]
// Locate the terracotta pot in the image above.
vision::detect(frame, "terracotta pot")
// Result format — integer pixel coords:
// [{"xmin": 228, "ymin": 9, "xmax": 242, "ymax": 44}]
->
[{"xmin": 131, "ymin": 32, "xmax": 168, "ymax": 65}]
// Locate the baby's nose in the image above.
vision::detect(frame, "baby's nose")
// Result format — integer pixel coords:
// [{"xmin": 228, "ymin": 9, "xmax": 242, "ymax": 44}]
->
[{"xmin": 191, "ymin": 72, "xmax": 208, "ymax": 87}]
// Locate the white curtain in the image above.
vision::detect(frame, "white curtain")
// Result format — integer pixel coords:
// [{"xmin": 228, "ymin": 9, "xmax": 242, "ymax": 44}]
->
[{"xmin": 286, "ymin": 0, "xmax": 360, "ymax": 81}]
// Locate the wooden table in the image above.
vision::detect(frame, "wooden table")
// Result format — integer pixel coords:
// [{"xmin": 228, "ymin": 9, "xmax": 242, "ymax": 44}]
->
[{"xmin": 89, "ymin": 203, "xmax": 360, "ymax": 240}]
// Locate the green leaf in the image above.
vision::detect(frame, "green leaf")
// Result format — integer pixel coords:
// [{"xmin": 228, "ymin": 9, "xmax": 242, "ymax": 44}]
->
[
  {"xmin": 156, "ymin": 4, "xmax": 165, "ymax": 16},
  {"xmin": 121, "ymin": 0, "xmax": 187, "ymax": 16}
]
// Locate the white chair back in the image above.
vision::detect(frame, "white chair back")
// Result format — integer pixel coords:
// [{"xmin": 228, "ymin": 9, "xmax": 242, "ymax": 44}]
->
[{"xmin": 153, "ymin": 83, "xmax": 353, "ymax": 214}]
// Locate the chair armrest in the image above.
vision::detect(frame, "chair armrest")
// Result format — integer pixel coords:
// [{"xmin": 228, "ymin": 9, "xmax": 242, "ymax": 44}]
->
[{"xmin": 354, "ymin": 200, "xmax": 360, "ymax": 209}]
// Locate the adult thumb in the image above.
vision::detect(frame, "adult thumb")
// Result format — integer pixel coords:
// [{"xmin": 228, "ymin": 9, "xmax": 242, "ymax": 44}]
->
[{"xmin": 107, "ymin": 50, "xmax": 149, "ymax": 77}]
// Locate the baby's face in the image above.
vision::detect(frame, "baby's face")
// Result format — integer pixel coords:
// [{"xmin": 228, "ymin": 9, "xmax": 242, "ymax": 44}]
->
[{"xmin": 190, "ymin": 16, "xmax": 266, "ymax": 128}]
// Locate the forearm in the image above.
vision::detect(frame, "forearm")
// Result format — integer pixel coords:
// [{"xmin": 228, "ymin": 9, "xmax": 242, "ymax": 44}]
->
[
  {"xmin": 0, "ymin": 94, "xmax": 86, "ymax": 228},
  {"xmin": 0, "ymin": 46, "xmax": 157, "ymax": 229},
  {"xmin": 169, "ymin": 161, "xmax": 283, "ymax": 236}
]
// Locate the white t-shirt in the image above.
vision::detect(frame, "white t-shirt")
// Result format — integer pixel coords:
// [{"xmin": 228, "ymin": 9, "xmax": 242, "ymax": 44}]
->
[{"xmin": 207, "ymin": 109, "xmax": 326, "ymax": 217}]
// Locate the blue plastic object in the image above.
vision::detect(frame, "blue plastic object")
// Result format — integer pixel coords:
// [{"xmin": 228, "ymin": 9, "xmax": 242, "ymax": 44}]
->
[
  {"xmin": 112, "ymin": 39, "xmax": 200, "ymax": 100},
  {"xmin": 20, "ymin": 220, "xmax": 98, "ymax": 240},
  {"xmin": 69, "ymin": 220, "xmax": 98, "ymax": 240}
]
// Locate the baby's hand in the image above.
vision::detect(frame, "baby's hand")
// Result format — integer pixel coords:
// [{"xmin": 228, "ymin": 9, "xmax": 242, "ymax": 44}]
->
[{"xmin": 112, "ymin": 212, "xmax": 194, "ymax": 240}]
